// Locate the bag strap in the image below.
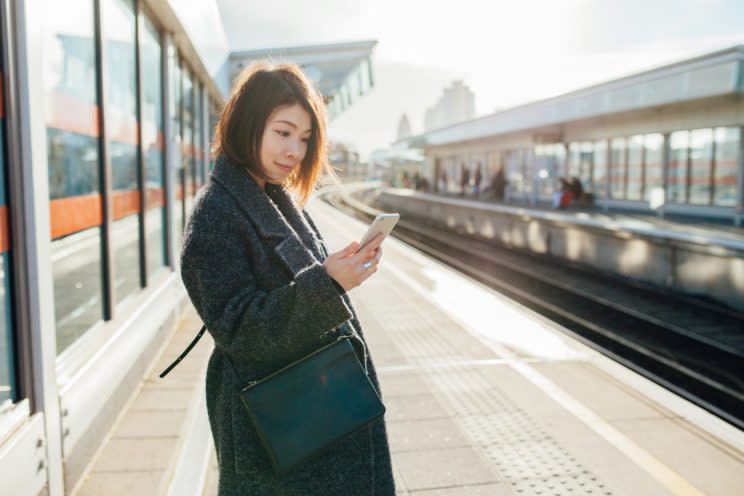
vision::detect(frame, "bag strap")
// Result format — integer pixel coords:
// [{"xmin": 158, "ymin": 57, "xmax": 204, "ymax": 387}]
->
[
  {"xmin": 159, "ymin": 324, "xmax": 207, "ymax": 378},
  {"xmin": 160, "ymin": 324, "xmax": 365, "ymax": 387},
  {"xmin": 159, "ymin": 323, "xmax": 245, "ymax": 389}
]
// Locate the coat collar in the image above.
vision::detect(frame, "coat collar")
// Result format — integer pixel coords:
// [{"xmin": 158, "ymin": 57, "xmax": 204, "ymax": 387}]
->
[{"xmin": 210, "ymin": 155, "xmax": 325, "ymax": 261}]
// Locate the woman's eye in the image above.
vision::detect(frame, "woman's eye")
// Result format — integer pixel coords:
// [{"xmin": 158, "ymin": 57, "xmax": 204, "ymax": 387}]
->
[{"xmin": 277, "ymin": 130, "xmax": 290, "ymax": 137}]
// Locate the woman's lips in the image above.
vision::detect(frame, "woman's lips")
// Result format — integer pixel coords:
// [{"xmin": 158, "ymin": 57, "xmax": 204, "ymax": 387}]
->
[{"xmin": 276, "ymin": 163, "xmax": 293, "ymax": 172}]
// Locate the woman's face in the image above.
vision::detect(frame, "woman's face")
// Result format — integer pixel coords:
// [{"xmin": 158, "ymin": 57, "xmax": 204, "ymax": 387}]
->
[{"xmin": 259, "ymin": 103, "xmax": 312, "ymax": 185}]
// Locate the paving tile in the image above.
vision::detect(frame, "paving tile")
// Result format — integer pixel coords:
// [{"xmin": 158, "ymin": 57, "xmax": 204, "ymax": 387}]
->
[
  {"xmin": 94, "ymin": 438, "xmax": 178, "ymax": 472},
  {"xmin": 115, "ymin": 411, "xmax": 185, "ymax": 439},
  {"xmin": 378, "ymin": 371, "xmax": 430, "ymax": 397},
  {"xmin": 76, "ymin": 471, "xmax": 162, "ymax": 496},
  {"xmin": 411, "ymin": 482, "xmax": 513, "ymax": 495},
  {"xmin": 394, "ymin": 446, "xmax": 501, "ymax": 491},
  {"xmin": 387, "ymin": 417, "xmax": 471, "ymax": 453},
  {"xmin": 130, "ymin": 388, "xmax": 193, "ymax": 411},
  {"xmin": 384, "ymin": 394, "xmax": 451, "ymax": 422}
]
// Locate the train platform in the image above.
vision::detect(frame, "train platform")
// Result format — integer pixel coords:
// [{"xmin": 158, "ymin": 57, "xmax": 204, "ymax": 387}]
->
[
  {"xmin": 75, "ymin": 195, "xmax": 744, "ymax": 495},
  {"xmin": 381, "ymin": 188, "xmax": 744, "ymax": 249},
  {"xmin": 372, "ymin": 187, "xmax": 744, "ymax": 314}
]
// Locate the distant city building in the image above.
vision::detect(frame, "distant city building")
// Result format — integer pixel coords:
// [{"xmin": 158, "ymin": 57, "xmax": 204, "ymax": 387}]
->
[
  {"xmin": 397, "ymin": 114, "xmax": 412, "ymax": 141},
  {"xmin": 424, "ymin": 80, "xmax": 475, "ymax": 131}
]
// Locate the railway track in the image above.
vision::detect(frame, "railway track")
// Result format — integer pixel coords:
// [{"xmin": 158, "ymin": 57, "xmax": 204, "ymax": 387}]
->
[{"xmin": 322, "ymin": 189, "xmax": 744, "ymax": 430}]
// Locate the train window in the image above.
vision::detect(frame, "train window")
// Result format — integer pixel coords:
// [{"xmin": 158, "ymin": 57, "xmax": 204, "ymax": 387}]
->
[
  {"xmin": 172, "ymin": 56, "xmax": 184, "ymax": 252},
  {"xmin": 643, "ymin": 134, "xmax": 664, "ymax": 203},
  {"xmin": 140, "ymin": 13, "xmax": 168, "ymax": 276},
  {"xmin": 713, "ymin": 127, "xmax": 739, "ymax": 207},
  {"xmin": 689, "ymin": 128, "xmax": 714, "ymax": 205},
  {"xmin": 182, "ymin": 69, "xmax": 195, "ymax": 218},
  {"xmin": 667, "ymin": 131, "xmax": 689, "ymax": 204},
  {"xmin": 103, "ymin": 0, "xmax": 142, "ymax": 306},
  {"xmin": 0, "ymin": 35, "xmax": 17, "ymax": 407},
  {"xmin": 44, "ymin": 0, "xmax": 105, "ymax": 354},
  {"xmin": 194, "ymin": 82, "xmax": 204, "ymax": 189},
  {"xmin": 626, "ymin": 135, "xmax": 643, "ymax": 201}
]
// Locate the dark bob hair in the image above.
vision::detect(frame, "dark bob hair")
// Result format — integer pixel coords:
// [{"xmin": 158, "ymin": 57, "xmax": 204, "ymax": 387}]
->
[{"xmin": 211, "ymin": 60, "xmax": 336, "ymax": 205}]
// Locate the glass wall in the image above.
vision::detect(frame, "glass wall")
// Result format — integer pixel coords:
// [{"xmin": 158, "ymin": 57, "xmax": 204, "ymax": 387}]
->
[
  {"xmin": 44, "ymin": 0, "xmax": 105, "ymax": 353},
  {"xmin": 593, "ymin": 140, "xmax": 608, "ymax": 198},
  {"xmin": 446, "ymin": 126, "xmax": 740, "ymax": 210},
  {"xmin": 140, "ymin": 14, "xmax": 167, "ymax": 277},
  {"xmin": 667, "ymin": 131, "xmax": 689, "ymax": 204},
  {"xmin": 193, "ymin": 82, "xmax": 203, "ymax": 188},
  {"xmin": 171, "ymin": 56, "xmax": 184, "ymax": 252},
  {"xmin": 533, "ymin": 144, "xmax": 563, "ymax": 198},
  {"xmin": 0, "ymin": 45, "xmax": 17, "ymax": 407},
  {"xmin": 626, "ymin": 135, "xmax": 643, "ymax": 201},
  {"xmin": 103, "ymin": 0, "xmax": 140, "ymax": 306},
  {"xmin": 643, "ymin": 134, "xmax": 664, "ymax": 202},
  {"xmin": 689, "ymin": 128, "xmax": 714, "ymax": 204},
  {"xmin": 505, "ymin": 150, "xmax": 526, "ymax": 195},
  {"xmin": 182, "ymin": 68, "xmax": 194, "ymax": 219},
  {"xmin": 610, "ymin": 138, "xmax": 626, "ymax": 199},
  {"xmin": 713, "ymin": 127, "xmax": 739, "ymax": 207}
]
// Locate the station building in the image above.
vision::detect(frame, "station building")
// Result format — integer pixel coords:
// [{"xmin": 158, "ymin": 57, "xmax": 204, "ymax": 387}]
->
[
  {"xmin": 411, "ymin": 46, "xmax": 744, "ymax": 225},
  {"xmin": 0, "ymin": 1, "xmax": 375, "ymax": 494}
]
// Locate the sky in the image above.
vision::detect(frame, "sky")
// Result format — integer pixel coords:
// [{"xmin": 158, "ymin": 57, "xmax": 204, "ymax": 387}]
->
[{"xmin": 215, "ymin": 0, "xmax": 744, "ymax": 160}]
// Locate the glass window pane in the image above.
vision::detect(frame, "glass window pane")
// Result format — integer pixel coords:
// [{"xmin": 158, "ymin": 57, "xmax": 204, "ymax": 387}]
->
[
  {"xmin": 505, "ymin": 150, "xmax": 525, "ymax": 194},
  {"xmin": 568, "ymin": 143, "xmax": 581, "ymax": 179},
  {"xmin": 44, "ymin": 0, "xmax": 105, "ymax": 353},
  {"xmin": 103, "ymin": 0, "xmax": 140, "ymax": 305},
  {"xmin": 523, "ymin": 149, "xmax": 533, "ymax": 194},
  {"xmin": 578, "ymin": 142, "xmax": 593, "ymax": 190},
  {"xmin": 610, "ymin": 138, "xmax": 626, "ymax": 199},
  {"xmin": 0, "ymin": 57, "xmax": 17, "ymax": 406},
  {"xmin": 627, "ymin": 135, "xmax": 643, "ymax": 201},
  {"xmin": 667, "ymin": 131, "xmax": 689, "ymax": 204},
  {"xmin": 172, "ymin": 57, "xmax": 184, "ymax": 252},
  {"xmin": 713, "ymin": 127, "xmax": 739, "ymax": 207},
  {"xmin": 593, "ymin": 141, "xmax": 608, "ymax": 198},
  {"xmin": 194, "ymin": 83, "xmax": 203, "ymax": 188},
  {"xmin": 182, "ymin": 70, "xmax": 194, "ymax": 217},
  {"xmin": 644, "ymin": 134, "xmax": 664, "ymax": 203},
  {"xmin": 533, "ymin": 145, "xmax": 555, "ymax": 197},
  {"xmin": 689, "ymin": 128, "xmax": 713, "ymax": 205},
  {"xmin": 141, "ymin": 14, "xmax": 167, "ymax": 277}
]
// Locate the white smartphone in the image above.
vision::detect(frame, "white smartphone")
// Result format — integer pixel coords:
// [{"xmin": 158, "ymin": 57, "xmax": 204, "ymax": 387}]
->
[{"xmin": 359, "ymin": 213, "xmax": 400, "ymax": 248}]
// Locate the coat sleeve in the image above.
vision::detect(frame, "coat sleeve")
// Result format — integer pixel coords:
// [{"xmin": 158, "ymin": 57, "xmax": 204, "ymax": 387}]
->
[{"xmin": 179, "ymin": 196, "xmax": 354, "ymax": 368}]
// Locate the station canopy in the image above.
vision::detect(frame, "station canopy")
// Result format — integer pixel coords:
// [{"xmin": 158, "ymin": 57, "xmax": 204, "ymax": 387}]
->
[{"xmin": 229, "ymin": 40, "xmax": 377, "ymax": 120}]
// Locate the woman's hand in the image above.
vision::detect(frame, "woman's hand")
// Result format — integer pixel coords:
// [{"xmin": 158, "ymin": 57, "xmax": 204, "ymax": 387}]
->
[{"xmin": 323, "ymin": 234, "xmax": 385, "ymax": 292}]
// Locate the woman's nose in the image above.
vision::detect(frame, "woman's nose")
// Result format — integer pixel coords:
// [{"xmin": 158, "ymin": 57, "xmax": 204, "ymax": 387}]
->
[{"xmin": 286, "ymin": 142, "xmax": 301, "ymax": 159}]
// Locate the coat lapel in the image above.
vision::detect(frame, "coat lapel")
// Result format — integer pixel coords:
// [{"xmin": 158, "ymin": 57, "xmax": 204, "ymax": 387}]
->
[{"xmin": 210, "ymin": 156, "xmax": 325, "ymax": 275}]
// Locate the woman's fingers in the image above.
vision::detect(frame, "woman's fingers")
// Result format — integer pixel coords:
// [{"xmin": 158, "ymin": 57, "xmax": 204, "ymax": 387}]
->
[{"xmin": 351, "ymin": 234, "xmax": 384, "ymax": 263}]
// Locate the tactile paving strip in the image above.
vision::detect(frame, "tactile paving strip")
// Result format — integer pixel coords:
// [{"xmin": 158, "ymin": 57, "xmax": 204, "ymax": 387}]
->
[{"xmin": 374, "ymin": 285, "xmax": 615, "ymax": 496}]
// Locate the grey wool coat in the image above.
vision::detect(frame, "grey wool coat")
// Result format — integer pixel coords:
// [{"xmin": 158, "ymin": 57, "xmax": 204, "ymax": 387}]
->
[{"xmin": 179, "ymin": 155, "xmax": 395, "ymax": 496}]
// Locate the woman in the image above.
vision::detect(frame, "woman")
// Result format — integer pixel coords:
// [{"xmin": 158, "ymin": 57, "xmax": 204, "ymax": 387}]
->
[{"xmin": 179, "ymin": 61, "xmax": 396, "ymax": 495}]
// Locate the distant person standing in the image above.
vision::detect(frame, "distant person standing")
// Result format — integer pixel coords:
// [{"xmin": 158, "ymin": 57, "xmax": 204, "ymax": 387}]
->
[
  {"xmin": 460, "ymin": 164, "xmax": 470, "ymax": 196},
  {"xmin": 440, "ymin": 170, "xmax": 448, "ymax": 193},
  {"xmin": 491, "ymin": 167, "xmax": 505, "ymax": 201},
  {"xmin": 473, "ymin": 165, "xmax": 482, "ymax": 198}
]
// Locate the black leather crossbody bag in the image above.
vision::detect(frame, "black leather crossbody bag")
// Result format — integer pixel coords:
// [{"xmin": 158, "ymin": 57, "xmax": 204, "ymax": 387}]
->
[{"xmin": 160, "ymin": 324, "xmax": 385, "ymax": 474}]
